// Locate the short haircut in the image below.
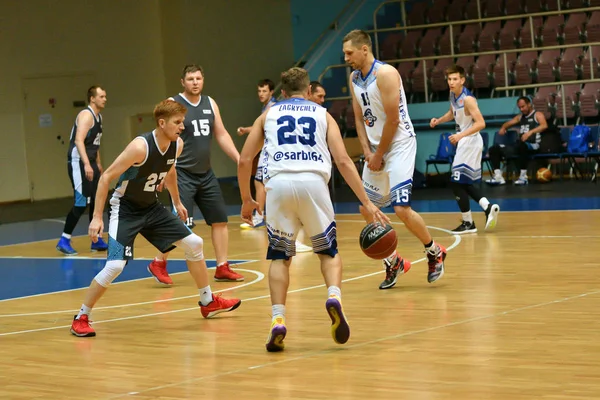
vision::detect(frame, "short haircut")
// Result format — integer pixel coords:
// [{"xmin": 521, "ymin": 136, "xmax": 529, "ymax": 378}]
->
[
  {"xmin": 153, "ymin": 99, "xmax": 187, "ymax": 124},
  {"xmin": 87, "ymin": 86, "xmax": 103, "ymax": 104},
  {"xmin": 181, "ymin": 64, "xmax": 204, "ymax": 80},
  {"xmin": 280, "ymin": 67, "xmax": 310, "ymax": 96},
  {"xmin": 258, "ymin": 79, "xmax": 275, "ymax": 91},
  {"xmin": 342, "ymin": 29, "xmax": 372, "ymax": 50},
  {"xmin": 310, "ymin": 81, "xmax": 324, "ymax": 92},
  {"xmin": 517, "ymin": 96, "xmax": 532, "ymax": 104},
  {"xmin": 444, "ymin": 64, "xmax": 466, "ymax": 78}
]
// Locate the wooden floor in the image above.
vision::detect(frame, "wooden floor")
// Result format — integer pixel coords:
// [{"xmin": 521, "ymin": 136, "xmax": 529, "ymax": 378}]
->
[{"xmin": 1, "ymin": 211, "xmax": 600, "ymax": 399}]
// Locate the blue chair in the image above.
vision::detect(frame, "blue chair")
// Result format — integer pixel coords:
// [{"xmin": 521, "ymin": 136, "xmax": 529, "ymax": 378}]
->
[
  {"xmin": 585, "ymin": 125, "xmax": 600, "ymax": 183},
  {"xmin": 425, "ymin": 132, "xmax": 456, "ymax": 176}
]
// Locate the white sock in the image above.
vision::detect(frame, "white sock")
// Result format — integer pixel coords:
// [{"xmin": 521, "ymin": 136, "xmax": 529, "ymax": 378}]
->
[
  {"xmin": 76, "ymin": 304, "xmax": 92, "ymax": 319},
  {"xmin": 479, "ymin": 197, "xmax": 490, "ymax": 211},
  {"xmin": 217, "ymin": 262, "xmax": 227, "ymax": 268},
  {"xmin": 272, "ymin": 304, "xmax": 285, "ymax": 320},
  {"xmin": 520, "ymin": 169, "xmax": 527, "ymax": 179},
  {"xmin": 384, "ymin": 250, "xmax": 398, "ymax": 265},
  {"xmin": 425, "ymin": 241, "xmax": 438, "ymax": 255},
  {"xmin": 462, "ymin": 211, "xmax": 473, "ymax": 223},
  {"xmin": 62, "ymin": 233, "xmax": 72, "ymax": 240},
  {"xmin": 199, "ymin": 285, "xmax": 213, "ymax": 306},
  {"xmin": 494, "ymin": 169, "xmax": 503, "ymax": 179},
  {"xmin": 327, "ymin": 286, "xmax": 341, "ymax": 299}
]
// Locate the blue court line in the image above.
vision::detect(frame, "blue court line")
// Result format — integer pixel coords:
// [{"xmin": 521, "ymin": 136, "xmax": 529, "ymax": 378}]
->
[{"xmin": 0, "ymin": 259, "xmax": 249, "ymax": 301}]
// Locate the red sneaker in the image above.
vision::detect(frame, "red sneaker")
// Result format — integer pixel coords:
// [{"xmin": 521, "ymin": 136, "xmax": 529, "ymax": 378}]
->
[
  {"xmin": 199, "ymin": 294, "xmax": 242, "ymax": 318},
  {"xmin": 214, "ymin": 262, "xmax": 244, "ymax": 282},
  {"xmin": 147, "ymin": 259, "xmax": 173, "ymax": 285},
  {"xmin": 70, "ymin": 314, "xmax": 96, "ymax": 337}
]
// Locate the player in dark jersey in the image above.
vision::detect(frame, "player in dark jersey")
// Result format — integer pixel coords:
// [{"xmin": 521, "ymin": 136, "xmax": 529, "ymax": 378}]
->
[
  {"xmin": 57, "ymin": 86, "xmax": 109, "ymax": 255},
  {"xmin": 70, "ymin": 99, "xmax": 241, "ymax": 337},
  {"xmin": 485, "ymin": 96, "xmax": 548, "ymax": 186},
  {"xmin": 146, "ymin": 65, "xmax": 244, "ymax": 285}
]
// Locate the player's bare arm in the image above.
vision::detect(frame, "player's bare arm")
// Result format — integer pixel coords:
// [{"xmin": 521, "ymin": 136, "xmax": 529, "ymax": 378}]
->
[
  {"xmin": 88, "ymin": 138, "xmax": 147, "ymax": 242},
  {"xmin": 74, "ymin": 110, "xmax": 96, "ymax": 181},
  {"xmin": 430, "ymin": 106, "xmax": 454, "ymax": 128},
  {"xmin": 210, "ymin": 98, "xmax": 240, "ymax": 163},
  {"xmin": 521, "ymin": 111, "xmax": 548, "ymax": 142},
  {"xmin": 499, "ymin": 114, "xmax": 521, "ymax": 135},
  {"xmin": 449, "ymin": 96, "xmax": 486, "ymax": 145},
  {"xmin": 349, "ymin": 72, "xmax": 372, "ymax": 157},
  {"xmin": 326, "ymin": 113, "xmax": 390, "ymax": 226},
  {"xmin": 238, "ymin": 113, "xmax": 266, "ymax": 223},
  {"xmin": 164, "ymin": 137, "xmax": 188, "ymax": 222}
]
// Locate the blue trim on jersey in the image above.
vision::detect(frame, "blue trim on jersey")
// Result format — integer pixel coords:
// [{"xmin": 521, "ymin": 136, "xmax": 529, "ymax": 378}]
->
[
  {"xmin": 451, "ymin": 87, "xmax": 474, "ymax": 110},
  {"xmin": 390, "ymin": 179, "xmax": 413, "ymax": 207},
  {"xmin": 115, "ymin": 167, "xmax": 140, "ymax": 190},
  {"xmin": 451, "ymin": 163, "xmax": 482, "ymax": 184},
  {"xmin": 310, "ymin": 221, "xmax": 338, "ymax": 256},
  {"xmin": 352, "ymin": 60, "xmax": 384, "ymax": 90},
  {"xmin": 266, "ymin": 226, "xmax": 296, "ymax": 260}
]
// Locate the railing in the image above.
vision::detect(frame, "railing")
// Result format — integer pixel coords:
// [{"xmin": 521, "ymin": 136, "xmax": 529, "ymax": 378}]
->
[
  {"xmin": 319, "ymin": 40, "xmax": 599, "ymax": 101},
  {"xmin": 495, "ymin": 78, "xmax": 600, "ymax": 125},
  {"xmin": 370, "ymin": 2, "xmax": 594, "ymax": 58}
]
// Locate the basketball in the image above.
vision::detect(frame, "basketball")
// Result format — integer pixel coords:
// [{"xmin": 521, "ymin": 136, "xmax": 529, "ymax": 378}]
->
[
  {"xmin": 359, "ymin": 223, "xmax": 397, "ymax": 259},
  {"xmin": 536, "ymin": 167, "xmax": 552, "ymax": 183}
]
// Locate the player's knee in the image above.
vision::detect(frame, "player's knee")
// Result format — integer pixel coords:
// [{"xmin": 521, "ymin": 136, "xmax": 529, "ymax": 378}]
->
[
  {"xmin": 393, "ymin": 205, "xmax": 411, "ymax": 221},
  {"xmin": 180, "ymin": 234, "xmax": 204, "ymax": 261},
  {"xmin": 94, "ymin": 260, "xmax": 126, "ymax": 287}
]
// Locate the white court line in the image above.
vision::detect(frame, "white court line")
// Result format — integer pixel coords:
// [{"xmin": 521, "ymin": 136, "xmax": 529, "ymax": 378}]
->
[
  {"xmin": 0, "ymin": 226, "xmax": 460, "ymax": 336},
  {"xmin": 106, "ymin": 288, "xmax": 600, "ymax": 399},
  {"xmin": 0, "ymin": 268, "xmax": 264, "ymax": 317},
  {"xmin": 0, "ymin": 260, "xmax": 258, "ymax": 304},
  {"xmin": 41, "ymin": 218, "xmax": 65, "ymax": 224}
]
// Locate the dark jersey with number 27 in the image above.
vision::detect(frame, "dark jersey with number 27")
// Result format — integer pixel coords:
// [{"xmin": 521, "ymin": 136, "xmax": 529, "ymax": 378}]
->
[{"xmin": 111, "ymin": 131, "xmax": 178, "ymax": 208}]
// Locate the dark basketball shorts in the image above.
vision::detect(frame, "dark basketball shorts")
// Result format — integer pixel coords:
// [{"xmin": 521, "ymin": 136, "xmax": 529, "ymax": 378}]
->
[
  {"xmin": 68, "ymin": 160, "xmax": 100, "ymax": 207},
  {"xmin": 172, "ymin": 168, "xmax": 228, "ymax": 227},
  {"xmin": 107, "ymin": 200, "xmax": 192, "ymax": 261}
]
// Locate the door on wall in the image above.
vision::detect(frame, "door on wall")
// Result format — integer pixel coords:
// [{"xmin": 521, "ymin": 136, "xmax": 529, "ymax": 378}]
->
[{"xmin": 22, "ymin": 74, "xmax": 96, "ymax": 201}]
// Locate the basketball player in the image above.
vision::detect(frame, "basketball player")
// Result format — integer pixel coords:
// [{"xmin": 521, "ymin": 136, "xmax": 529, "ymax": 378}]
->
[
  {"xmin": 308, "ymin": 81, "xmax": 327, "ymax": 105},
  {"xmin": 237, "ymin": 79, "xmax": 276, "ymax": 230},
  {"xmin": 343, "ymin": 29, "xmax": 446, "ymax": 289},
  {"xmin": 430, "ymin": 64, "xmax": 500, "ymax": 234},
  {"xmin": 238, "ymin": 67, "xmax": 389, "ymax": 352},
  {"xmin": 146, "ymin": 64, "xmax": 244, "ymax": 285},
  {"xmin": 56, "ymin": 86, "xmax": 109, "ymax": 255},
  {"xmin": 237, "ymin": 79, "xmax": 313, "ymax": 252},
  {"xmin": 70, "ymin": 100, "xmax": 241, "ymax": 337},
  {"xmin": 485, "ymin": 96, "xmax": 548, "ymax": 186}
]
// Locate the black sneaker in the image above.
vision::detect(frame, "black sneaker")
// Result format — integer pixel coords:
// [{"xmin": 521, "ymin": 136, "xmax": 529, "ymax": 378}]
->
[
  {"xmin": 379, "ymin": 256, "xmax": 412, "ymax": 290},
  {"xmin": 484, "ymin": 204, "xmax": 500, "ymax": 230},
  {"xmin": 452, "ymin": 221, "xmax": 477, "ymax": 234}
]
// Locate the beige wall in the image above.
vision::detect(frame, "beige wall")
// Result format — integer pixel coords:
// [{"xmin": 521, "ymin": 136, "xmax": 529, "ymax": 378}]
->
[{"xmin": 0, "ymin": 0, "xmax": 294, "ymax": 203}]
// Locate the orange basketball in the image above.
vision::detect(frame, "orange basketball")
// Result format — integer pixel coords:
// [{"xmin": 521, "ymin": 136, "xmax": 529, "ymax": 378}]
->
[
  {"xmin": 359, "ymin": 223, "xmax": 398, "ymax": 260},
  {"xmin": 536, "ymin": 167, "xmax": 552, "ymax": 183}
]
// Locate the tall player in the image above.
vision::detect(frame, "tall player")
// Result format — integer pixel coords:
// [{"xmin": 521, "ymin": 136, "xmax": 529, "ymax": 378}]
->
[
  {"xmin": 146, "ymin": 64, "xmax": 244, "ymax": 285},
  {"xmin": 430, "ymin": 65, "xmax": 500, "ymax": 234},
  {"xmin": 70, "ymin": 100, "xmax": 241, "ymax": 337},
  {"xmin": 343, "ymin": 29, "xmax": 446, "ymax": 289},
  {"xmin": 238, "ymin": 67, "xmax": 389, "ymax": 352},
  {"xmin": 57, "ymin": 86, "xmax": 109, "ymax": 255}
]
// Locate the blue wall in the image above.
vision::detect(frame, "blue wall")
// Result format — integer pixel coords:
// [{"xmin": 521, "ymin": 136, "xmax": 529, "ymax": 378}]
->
[{"xmin": 290, "ymin": 0, "xmax": 350, "ymax": 61}]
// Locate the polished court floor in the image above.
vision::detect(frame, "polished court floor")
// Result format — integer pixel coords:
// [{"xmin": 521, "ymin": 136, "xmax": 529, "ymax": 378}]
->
[{"xmin": 0, "ymin": 200, "xmax": 599, "ymax": 399}]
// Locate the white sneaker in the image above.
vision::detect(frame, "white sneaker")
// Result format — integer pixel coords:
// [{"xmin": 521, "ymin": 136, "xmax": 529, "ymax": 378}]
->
[
  {"xmin": 240, "ymin": 212, "xmax": 266, "ymax": 229},
  {"xmin": 295, "ymin": 241, "xmax": 313, "ymax": 253},
  {"xmin": 514, "ymin": 177, "xmax": 529, "ymax": 185},
  {"xmin": 485, "ymin": 177, "xmax": 506, "ymax": 185}
]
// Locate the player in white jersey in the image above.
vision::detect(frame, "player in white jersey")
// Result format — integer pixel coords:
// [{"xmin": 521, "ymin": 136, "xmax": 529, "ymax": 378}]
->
[
  {"xmin": 430, "ymin": 64, "xmax": 500, "ymax": 234},
  {"xmin": 238, "ymin": 67, "xmax": 389, "ymax": 352},
  {"xmin": 343, "ymin": 29, "xmax": 446, "ymax": 289}
]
